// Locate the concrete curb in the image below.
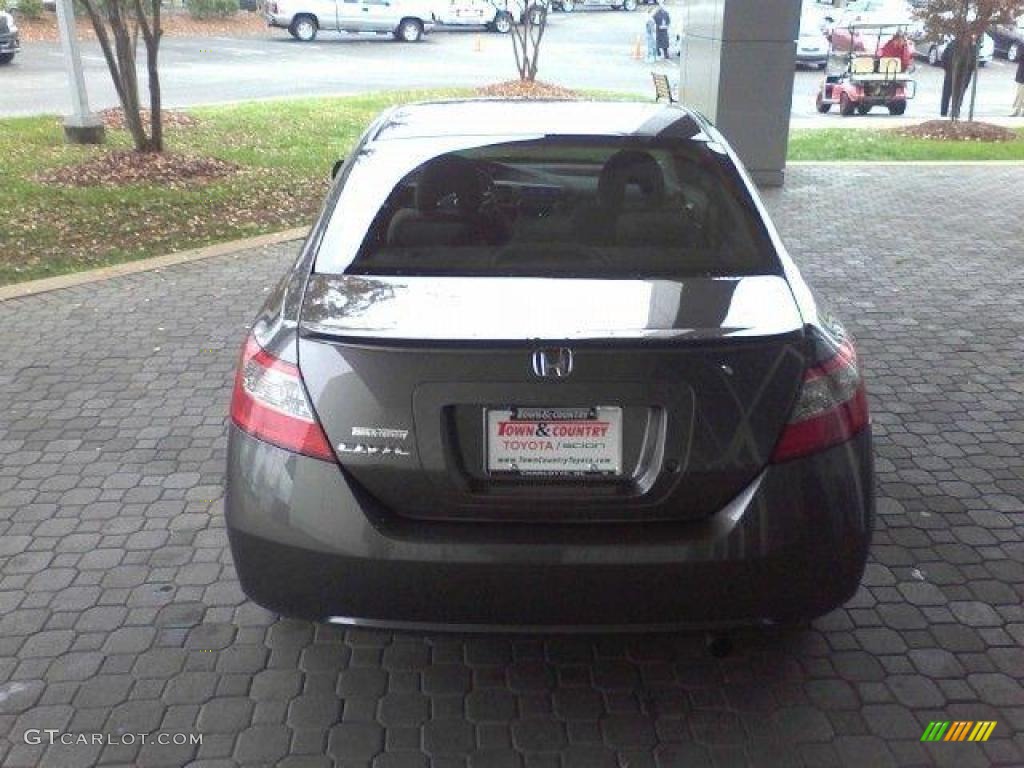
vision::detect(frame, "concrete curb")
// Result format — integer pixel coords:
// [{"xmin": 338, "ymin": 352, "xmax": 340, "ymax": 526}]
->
[
  {"xmin": 788, "ymin": 160, "xmax": 1024, "ymax": 166},
  {"xmin": 0, "ymin": 227, "xmax": 309, "ymax": 302}
]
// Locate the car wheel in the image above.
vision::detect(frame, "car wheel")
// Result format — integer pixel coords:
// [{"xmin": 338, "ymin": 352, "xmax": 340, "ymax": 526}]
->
[
  {"xmin": 888, "ymin": 100, "xmax": 907, "ymax": 116},
  {"xmin": 1009, "ymin": 43, "xmax": 1020, "ymax": 62},
  {"xmin": 397, "ymin": 17, "xmax": 423, "ymax": 42},
  {"xmin": 528, "ymin": 5, "xmax": 546, "ymax": 24},
  {"xmin": 0, "ymin": 53, "xmax": 13, "ymax": 66},
  {"xmin": 839, "ymin": 93, "xmax": 856, "ymax": 116},
  {"xmin": 815, "ymin": 91, "xmax": 831, "ymax": 113},
  {"xmin": 494, "ymin": 11, "xmax": 512, "ymax": 32},
  {"xmin": 927, "ymin": 45, "xmax": 939, "ymax": 66},
  {"xmin": 289, "ymin": 15, "xmax": 317, "ymax": 42},
  {"xmin": 560, "ymin": 0, "xmax": 574, "ymax": 12},
  {"xmin": 623, "ymin": 0, "xmax": 637, "ymax": 9}
]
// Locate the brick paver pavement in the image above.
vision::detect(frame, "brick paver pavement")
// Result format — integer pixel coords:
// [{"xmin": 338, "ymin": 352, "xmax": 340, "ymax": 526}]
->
[{"xmin": 0, "ymin": 165, "xmax": 1022, "ymax": 767}]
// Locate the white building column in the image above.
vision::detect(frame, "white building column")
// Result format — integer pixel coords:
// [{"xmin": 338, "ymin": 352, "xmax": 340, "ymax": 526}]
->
[{"xmin": 679, "ymin": 0, "xmax": 801, "ymax": 186}]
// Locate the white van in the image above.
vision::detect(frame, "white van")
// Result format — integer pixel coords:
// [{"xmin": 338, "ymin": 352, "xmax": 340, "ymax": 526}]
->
[
  {"xmin": 433, "ymin": 0, "xmax": 547, "ymax": 33},
  {"xmin": 267, "ymin": 0, "xmax": 437, "ymax": 41}
]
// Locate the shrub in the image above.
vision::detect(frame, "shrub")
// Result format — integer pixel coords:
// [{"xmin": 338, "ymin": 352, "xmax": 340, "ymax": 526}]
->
[
  {"xmin": 187, "ymin": 0, "xmax": 237, "ymax": 19},
  {"xmin": 11, "ymin": 0, "xmax": 45, "ymax": 19}
]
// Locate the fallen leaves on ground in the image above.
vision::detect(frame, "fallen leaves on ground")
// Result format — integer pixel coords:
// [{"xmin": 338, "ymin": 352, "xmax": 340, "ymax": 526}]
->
[
  {"xmin": 895, "ymin": 120, "xmax": 1019, "ymax": 142},
  {"xmin": 476, "ymin": 80, "xmax": 581, "ymax": 100},
  {"xmin": 16, "ymin": 10, "xmax": 268, "ymax": 43},
  {"xmin": 99, "ymin": 108, "xmax": 199, "ymax": 130},
  {"xmin": 34, "ymin": 150, "xmax": 238, "ymax": 188}
]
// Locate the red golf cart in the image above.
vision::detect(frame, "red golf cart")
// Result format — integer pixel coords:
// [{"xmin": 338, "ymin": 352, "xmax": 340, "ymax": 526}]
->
[{"xmin": 816, "ymin": 22, "xmax": 917, "ymax": 116}]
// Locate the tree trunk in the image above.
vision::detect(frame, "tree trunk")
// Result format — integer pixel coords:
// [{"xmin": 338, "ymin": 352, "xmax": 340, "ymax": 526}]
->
[{"xmin": 80, "ymin": 0, "xmax": 164, "ymax": 153}]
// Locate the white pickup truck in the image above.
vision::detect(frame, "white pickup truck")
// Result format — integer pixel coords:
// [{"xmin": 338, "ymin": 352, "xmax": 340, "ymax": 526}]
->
[{"xmin": 266, "ymin": 0, "xmax": 437, "ymax": 41}]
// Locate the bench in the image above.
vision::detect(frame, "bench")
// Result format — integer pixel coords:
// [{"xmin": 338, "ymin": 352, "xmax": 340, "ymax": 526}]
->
[{"xmin": 651, "ymin": 72, "xmax": 677, "ymax": 104}]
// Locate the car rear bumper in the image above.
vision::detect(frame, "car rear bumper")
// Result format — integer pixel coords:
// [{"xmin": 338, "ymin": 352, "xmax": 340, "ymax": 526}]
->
[
  {"xmin": 0, "ymin": 33, "xmax": 19, "ymax": 54},
  {"xmin": 226, "ymin": 424, "xmax": 874, "ymax": 629},
  {"xmin": 796, "ymin": 53, "xmax": 827, "ymax": 65}
]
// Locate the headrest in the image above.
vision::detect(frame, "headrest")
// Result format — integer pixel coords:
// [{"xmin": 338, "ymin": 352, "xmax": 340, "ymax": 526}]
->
[
  {"xmin": 415, "ymin": 155, "xmax": 484, "ymax": 215},
  {"xmin": 597, "ymin": 150, "xmax": 666, "ymax": 210}
]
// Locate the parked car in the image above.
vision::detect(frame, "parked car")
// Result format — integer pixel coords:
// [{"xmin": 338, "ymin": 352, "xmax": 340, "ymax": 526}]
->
[
  {"xmin": 990, "ymin": 15, "xmax": 1024, "ymax": 61},
  {"xmin": 911, "ymin": 29, "xmax": 994, "ymax": 67},
  {"xmin": 836, "ymin": 0, "xmax": 912, "ymax": 25},
  {"xmin": 0, "ymin": 10, "xmax": 19, "ymax": 65},
  {"xmin": 266, "ymin": 0, "xmax": 436, "ymax": 41},
  {"xmin": 225, "ymin": 99, "xmax": 875, "ymax": 629},
  {"xmin": 433, "ymin": 0, "xmax": 547, "ymax": 32},
  {"xmin": 555, "ymin": 0, "xmax": 638, "ymax": 12},
  {"xmin": 797, "ymin": 6, "xmax": 831, "ymax": 67}
]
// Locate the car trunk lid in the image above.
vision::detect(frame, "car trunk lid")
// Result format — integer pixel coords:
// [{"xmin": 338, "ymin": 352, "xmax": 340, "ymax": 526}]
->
[{"xmin": 298, "ymin": 273, "xmax": 807, "ymax": 523}]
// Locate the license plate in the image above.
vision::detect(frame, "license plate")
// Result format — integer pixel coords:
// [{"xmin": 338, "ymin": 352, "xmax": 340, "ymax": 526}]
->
[{"xmin": 486, "ymin": 406, "xmax": 622, "ymax": 476}]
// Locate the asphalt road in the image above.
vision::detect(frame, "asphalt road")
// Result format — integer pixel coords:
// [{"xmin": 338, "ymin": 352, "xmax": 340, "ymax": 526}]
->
[{"xmin": 1, "ymin": 9, "xmax": 1021, "ymax": 121}]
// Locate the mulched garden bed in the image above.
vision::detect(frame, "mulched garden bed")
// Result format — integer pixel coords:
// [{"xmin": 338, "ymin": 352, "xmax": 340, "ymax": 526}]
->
[
  {"xmin": 476, "ymin": 80, "xmax": 581, "ymax": 100},
  {"xmin": 895, "ymin": 120, "xmax": 1019, "ymax": 142},
  {"xmin": 34, "ymin": 150, "xmax": 238, "ymax": 188},
  {"xmin": 99, "ymin": 108, "xmax": 199, "ymax": 130},
  {"xmin": 15, "ymin": 11, "xmax": 267, "ymax": 43}
]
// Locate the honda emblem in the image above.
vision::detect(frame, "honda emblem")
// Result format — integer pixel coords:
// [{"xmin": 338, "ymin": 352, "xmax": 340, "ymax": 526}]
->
[{"xmin": 532, "ymin": 347, "xmax": 573, "ymax": 379}]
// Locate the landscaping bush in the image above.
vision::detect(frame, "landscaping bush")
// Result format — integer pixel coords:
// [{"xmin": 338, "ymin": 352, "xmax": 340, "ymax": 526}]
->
[
  {"xmin": 187, "ymin": 0, "xmax": 237, "ymax": 19},
  {"xmin": 10, "ymin": 0, "xmax": 44, "ymax": 19}
]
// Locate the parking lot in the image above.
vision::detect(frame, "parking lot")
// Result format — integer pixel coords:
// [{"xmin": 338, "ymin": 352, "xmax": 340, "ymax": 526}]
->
[
  {"xmin": 1, "ymin": 163, "xmax": 1022, "ymax": 767},
  {"xmin": 2, "ymin": 8, "xmax": 1021, "ymax": 121}
]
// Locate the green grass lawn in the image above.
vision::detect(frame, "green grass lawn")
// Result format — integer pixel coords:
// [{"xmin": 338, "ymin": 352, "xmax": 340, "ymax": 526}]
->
[
  {"xmin": 0, "ymin": 90, "xmax": 471, "ymax": 286},
  {"xmin": 789, "ymin": 127, "xmax": 1024, "ymax": 162},
  {"xmin": 3, "ymin": 91, "xmax": 1024, "ymax": 286}
]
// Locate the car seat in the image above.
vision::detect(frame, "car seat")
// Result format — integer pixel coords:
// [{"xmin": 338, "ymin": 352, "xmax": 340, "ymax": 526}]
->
[
  {"xmin": 573, "ymin": 150, "xmax": 664, "ymax": 245},
  {"xmin": 851, "ymin": 56, "xmax": 875, "ymax": 74},
  {"xmin": 387, "ymin": 155, "xmax": 509, "ymax": 248},
  {"xmin": 878, "ymin": 56, "xmax": 902, "ymax": 75}
]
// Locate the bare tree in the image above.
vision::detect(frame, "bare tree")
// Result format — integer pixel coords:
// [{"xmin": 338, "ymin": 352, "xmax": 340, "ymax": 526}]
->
[
  {"xmin": 914, "ymin": 0, "xmax": 1024, "ymax": 120},
  {"xmin": 78, "ymin": 0, "xmax": 164, "ymax": 151},
  {"xmin": 510, "ymin": 1, "xmax": 548, "ymax": 82}
]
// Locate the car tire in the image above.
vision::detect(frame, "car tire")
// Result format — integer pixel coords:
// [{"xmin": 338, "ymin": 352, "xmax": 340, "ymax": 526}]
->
[
  {"xmin": 0, "ymin": 53, "xmax": 13, "ymax": 66},
  {"xmin": 1009, "ymin": 42, "xmax": 1020, "ymax": 62},
  {"xmin": 528, "ymin": 4, "xmax": 546, "ymax": 24},
  {"xmin": 815, "ymin": 91, "xmax": 831, "ymax": 113},
  {"xmin": 560, "ymin": 0, "xmax": 574, "ymax": 12},
  {"xmin": 289, "ymin": 15, "xmax": 317, "ymax": 42},
  {"xmin": 888, "ymin": 100, "xmax": 907, "ymax": 116},
  {"xmin": 857, "ymin": 103, "xmax": 871, "ymax": 115},
  {"xmin": 623, "ymin": 0, "xmax": 637, "ymax": 9},
  {"xmin": 839, "ymin": 93, "xmax": 856, "ymax": 116},
  {"xmin": 396, "ymin": 17, "xmax": 423, "ymax": 42},
  {"xmin": 494, "ymin": 11, "xmax": 512, "ymax": 32},
  {"xmin": 927, "ymin": 45, "xmax": 939, "ymax": 66}
]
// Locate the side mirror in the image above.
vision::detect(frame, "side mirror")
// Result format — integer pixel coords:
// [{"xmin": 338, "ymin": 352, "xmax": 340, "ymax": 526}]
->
[{"xmin": 331, "ymin": 158, "xmax": 345, "ymax": 180}]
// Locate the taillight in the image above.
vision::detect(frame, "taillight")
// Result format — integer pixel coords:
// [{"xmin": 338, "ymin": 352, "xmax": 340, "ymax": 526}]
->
[
  {"xmin": 771, "ymin": 333, "xmax": 868, "ymax": 463},
  {"xmin": 230, "ymin": 335, "xmax": 335, "ymax": 462}
]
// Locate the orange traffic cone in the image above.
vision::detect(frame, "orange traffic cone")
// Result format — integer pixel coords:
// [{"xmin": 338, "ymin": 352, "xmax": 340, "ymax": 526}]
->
[{"xmin": 632, "ymin": 35, "xmax": 643, "ymax": 60}]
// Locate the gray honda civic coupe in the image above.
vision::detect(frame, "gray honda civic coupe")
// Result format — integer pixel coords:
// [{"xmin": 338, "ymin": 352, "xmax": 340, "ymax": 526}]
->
[{"xmin": 225, "ymin": 100, "xmax": 874, "ymax": 631}]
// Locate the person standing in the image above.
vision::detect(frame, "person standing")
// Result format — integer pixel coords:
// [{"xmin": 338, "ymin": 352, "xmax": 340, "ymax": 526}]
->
[
  {"xmin": 645, "ymin": 6, "xmax": 657, "ymax": 64},
  {"xmin": 940, "ymin": 39, "xmax": 955, "ymax": 117},
  {"xmin": 941, "ymin": 34, "xmax": 977, "ymax": 118},
  {"xmin": 653, "ymin": 3, "xmax": 671, "ymax": 61},
  {"xmin": 1013, "ymin": 52, "xmax": 1024, "ymax": 116}
]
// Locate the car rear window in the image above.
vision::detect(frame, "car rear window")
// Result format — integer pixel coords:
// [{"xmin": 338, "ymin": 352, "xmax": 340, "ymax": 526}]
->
[{"xmin": 319, "ymin": 137, "xmax": 778, "ymax": 279}]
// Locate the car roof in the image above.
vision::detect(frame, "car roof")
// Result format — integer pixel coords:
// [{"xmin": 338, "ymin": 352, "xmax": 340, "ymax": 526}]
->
[{"xmin": 366, "ymin": 99, "xmax": 706, "ymax": 143}]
